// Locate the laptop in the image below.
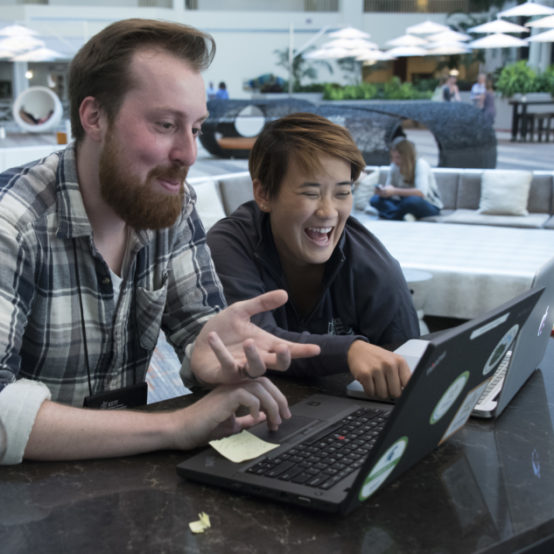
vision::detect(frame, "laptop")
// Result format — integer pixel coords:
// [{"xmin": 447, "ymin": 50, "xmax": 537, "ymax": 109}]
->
[
  {"xmin": 176, "ymin": 287, "xmax": 542, "ymax": 515},
  {"xmin": 472, "ymin": 257, "xmax": 554, "ymax": 418},
  {"xmin": 347, "ymin": 258, "xmax": 554, "ymax": 418}
]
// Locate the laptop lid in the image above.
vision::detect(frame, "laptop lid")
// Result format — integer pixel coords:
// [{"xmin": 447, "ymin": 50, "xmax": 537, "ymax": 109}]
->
[
  {"xmin": 492, "ymin": 258, "xmax": 554, "ymax": 418},
  {"xmin": 176, "ymin": 288, "xmax": 542, "ymax": 515}
]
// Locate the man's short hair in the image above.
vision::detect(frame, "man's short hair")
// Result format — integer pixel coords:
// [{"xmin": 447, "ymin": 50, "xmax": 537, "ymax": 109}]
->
[
  {"xmin": 249, "ymin": 112, "xmax": 366, "ymax": 199},
  {"xmin": 68, "ymin": 18, "xmax": 215, "ymax": 142}
]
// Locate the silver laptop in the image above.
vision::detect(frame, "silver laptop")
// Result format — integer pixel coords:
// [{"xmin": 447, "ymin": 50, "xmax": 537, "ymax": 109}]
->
[
  {"xmin": 177, "ymin": 288, "xmax": 541, "ymax": 514},
  {"xmin": 347, "ymin": 257, "xmax": 554, "ymax": 419}
]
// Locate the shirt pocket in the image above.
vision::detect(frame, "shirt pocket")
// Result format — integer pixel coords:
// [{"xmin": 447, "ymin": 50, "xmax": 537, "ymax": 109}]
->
[{"xmin": 135, "ymin": 273, "xmax": 169, "ymax": 351}]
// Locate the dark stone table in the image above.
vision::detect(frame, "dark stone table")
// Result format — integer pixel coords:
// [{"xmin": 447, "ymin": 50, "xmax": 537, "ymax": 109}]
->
[
  {"xmin": 201, "ymin": 98, "xmax": 497, "ymax": 169},
  {"xmin": 1, "ymin": 339, "xmax": 553, "ymax": 553}
]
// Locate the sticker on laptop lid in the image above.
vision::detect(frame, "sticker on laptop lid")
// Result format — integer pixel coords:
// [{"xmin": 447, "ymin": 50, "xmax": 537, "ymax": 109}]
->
[
  {"xmin": 430, "ymin": 371, "xmax": 469, "ymax": 425},
  {"xmin": 359, "ymin": 437, "xmax": 408, "ymax": 502},
  {"xmin": 440, "ymin": 380, "xmax": 489, "ymax": 444},
  {"xmin": 482, "ymin": 324, "xmax": 519, "ymax": 376}
]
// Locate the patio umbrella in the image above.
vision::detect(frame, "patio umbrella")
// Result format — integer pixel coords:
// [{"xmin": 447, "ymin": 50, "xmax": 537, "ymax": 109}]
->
[
  {"xmin": 385, "ymin": 45, "xmax": 428, "ymax": 57},
  {"xmin": 13, "ymin": 47, "xmax": 67, "ymax": 62},
  {"xmin": 526, "ymin": 14, "xmax": 554, "ymax": 28},
  {"xmin": 499, "ymin": 1, "xmax": 554, "ymax": 18},
  {"xmin": 0, "ymin": 23, "xmax": 38, "ymax": 36},
  {"xmin": 468, "ymin": 19, "xmax": 529, "ymax": 34},
  {"xmin": 323, "ymin": 38, "xmax": 379, "ymax": 51},
  {"xmin": 405, "ymin": 20, "xmax": 451, "ymax": 35},
  {"xmin": 328, "ymin": 26, "xmax": 371, "ymax": 40},
  {"xmin": 468, "ymin": 33, "xmax": 529, "ymax": 48},
  {"xmin": 425, "ymin": 41, "xmax": 471, "ymax": 55},
  {"xmin": 356, "ymin": 49, "xmax": 394, "ymax": 62},
  {"xmin": 0, "ymin": 35, "xmax": 44, "ymax": 53},
  {"xmin": 427, "ymin": 30, "xmax": 471, "ymax": 42},
  {"xmin": 386, "ymin": 34, "xmax": 428, "ymax": 47},
  {"xmin": 527, "ymin": 28, "xmax": 554, "ymax": 41}
]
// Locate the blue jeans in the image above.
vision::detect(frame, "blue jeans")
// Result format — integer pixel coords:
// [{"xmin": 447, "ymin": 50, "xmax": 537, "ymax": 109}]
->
[{"xmin": 370, "ymin": 195, "xmax": 440, "ymax": 220}]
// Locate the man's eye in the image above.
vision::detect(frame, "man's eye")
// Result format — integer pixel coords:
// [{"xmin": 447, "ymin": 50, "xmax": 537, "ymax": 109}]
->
[{"xmin": 192, "ymin": 127, "xmax": 203, "ymax": 137}]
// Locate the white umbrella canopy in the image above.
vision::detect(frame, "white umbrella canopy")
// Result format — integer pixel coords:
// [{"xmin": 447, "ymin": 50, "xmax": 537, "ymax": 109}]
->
[
  {"xmin": 468, "ymin": 32, "xmax": 529, "ymax": 48},
  {"xmin": 0, "ymin": 23, "xmax": 39, "ymax": 36},
  {"xmin": 527, "ymin": 27, "xmax": 554, "ymax": 41},
  {"xmin": 405, "ymin": 20, "xmax": 451, "ymax": 35},
  {"xmin": 13, "ymin": 47, "xmax": 66, "ymax": 62},
  {"xmin": 386, "ymin": 33, "xmax": 428, "ymax": 47},
  {"xmin": 0, "ymin": 35, "xmax": 44, "ymax": 53},
  {"xmin": 526, "ymin": 14, "xmax": 554, "ymax": 28},
  {"xmin": 386, "ymin": 45, "xmax": 428, "ymax": 57},
  {"xmin": 427, "ymin": 30, "xmax": 471, "ymax": 42},
  {"xmin": 499, "ymin": 1, "xmax": 554, "ymax": 18},
  {"xmin": 328, "ymin": 26, "xmax": 371, "ymax": 40},
  {"xmin": 425, "ymin": 41, "xmax": 472, "ymax": 55},
  {"xmin": 323, "ymin": 38, "xmax": 379, "ymax": 51},
  {"xmin": 356, "ymin": 49, "xmax": 394, "ymax": 62},
  {"xmin": 468, "ymin": 19, "xmax": 529, "ymax": 34}
]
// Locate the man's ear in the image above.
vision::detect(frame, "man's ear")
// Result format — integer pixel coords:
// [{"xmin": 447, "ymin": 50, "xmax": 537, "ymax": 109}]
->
[
  {"xmin": 253, "ymin": 178, "xmax": 271, "ymax": 212},
  {"xmin": 78, "ymin": 96, "xmax": 106, "ymax": 142}
]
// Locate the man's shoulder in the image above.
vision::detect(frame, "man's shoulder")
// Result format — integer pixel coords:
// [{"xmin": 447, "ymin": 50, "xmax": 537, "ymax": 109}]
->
[{"xmin": 0, "ymin": 152, "xmax": 62, "ymax": 229}]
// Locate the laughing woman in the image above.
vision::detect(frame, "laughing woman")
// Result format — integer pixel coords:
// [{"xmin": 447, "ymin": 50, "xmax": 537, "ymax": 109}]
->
[{"xmin": 206, "ymin": 113, "xmax": 419, "ymax": 399}]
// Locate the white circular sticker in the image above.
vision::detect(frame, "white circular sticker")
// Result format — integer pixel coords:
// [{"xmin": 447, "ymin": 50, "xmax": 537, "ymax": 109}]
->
[
  {"xmin": 359, "ymin": 437, "xmax": 408, "ymax": 502},
  {"xmin": 430, "ymin": 371, "xmax": 469, "ymax": 425},
  {"xmin": 482, "ymin": 324, "xmax": 519, "ymax": 376}
]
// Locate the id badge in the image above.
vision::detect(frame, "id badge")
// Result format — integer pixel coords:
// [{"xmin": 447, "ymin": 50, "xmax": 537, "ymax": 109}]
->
[{"xmin": 83, "ymin": 381, "xmax": 148, "ymax": 409}]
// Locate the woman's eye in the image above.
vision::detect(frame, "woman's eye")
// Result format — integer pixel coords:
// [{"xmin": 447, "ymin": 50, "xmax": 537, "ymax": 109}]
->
[{"xmin": 157, "ymin": 121, "xmax": 175, "ymax": 131}]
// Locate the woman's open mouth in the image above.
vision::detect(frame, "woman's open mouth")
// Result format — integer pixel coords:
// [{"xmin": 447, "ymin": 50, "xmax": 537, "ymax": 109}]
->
[{"xmin": 304, "ymin": 226, "xmax": 333, "ymax": 246}]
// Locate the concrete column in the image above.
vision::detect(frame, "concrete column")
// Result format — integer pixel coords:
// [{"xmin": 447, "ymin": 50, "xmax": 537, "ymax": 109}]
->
[{"xmin": 12, "ymin": 62, "xmax": 28, "ymax": 101}]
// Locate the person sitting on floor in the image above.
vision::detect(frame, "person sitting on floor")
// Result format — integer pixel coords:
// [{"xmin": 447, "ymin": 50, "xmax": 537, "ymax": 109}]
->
[
  {"xmin": 370, "ymin": 137, "xmax": 443, "ymax": 221},
  {"xmin": 207, "ymin": 112, "xmax": 420, "ymax": 400}
]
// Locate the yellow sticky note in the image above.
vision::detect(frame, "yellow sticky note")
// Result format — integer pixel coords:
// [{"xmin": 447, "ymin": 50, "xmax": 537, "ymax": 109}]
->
[
  {"xmin": 209, "ymin": 430, "xmax": 279, "ymax": 463},
  {"xmin": 189, "ymin": 512, "xmax": 211, "ymax": 534}
]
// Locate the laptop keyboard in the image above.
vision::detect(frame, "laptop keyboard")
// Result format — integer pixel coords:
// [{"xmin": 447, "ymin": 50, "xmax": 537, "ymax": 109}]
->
[
  {"xmin": 478, "ymin": 350, "xmax": 512, "ymax": 403},
  {"xmin": 246, "ymin": 407, "xmax": 389, "ymax": 490}
]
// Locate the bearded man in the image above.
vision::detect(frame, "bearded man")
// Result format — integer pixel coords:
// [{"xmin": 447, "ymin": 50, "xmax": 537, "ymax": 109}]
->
[{"xmin": 0, "ymin": 19, "xmax": 319, "ymax": 465}]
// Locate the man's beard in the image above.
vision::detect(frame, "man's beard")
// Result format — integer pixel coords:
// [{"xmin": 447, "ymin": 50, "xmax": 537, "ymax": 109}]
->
[{"xmin": 98, "ymin": 131, "xmax": 188, "ymax": 230}]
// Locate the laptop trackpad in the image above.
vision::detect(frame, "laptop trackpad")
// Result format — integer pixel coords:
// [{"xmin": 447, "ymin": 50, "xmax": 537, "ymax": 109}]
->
[{"xmin": 249, "ymin": 415, "xmax": 319, "ymax": 444}]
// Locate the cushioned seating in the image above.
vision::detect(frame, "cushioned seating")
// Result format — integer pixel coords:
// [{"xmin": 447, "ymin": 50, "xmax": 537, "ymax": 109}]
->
[{"xmin": 366, "ymin": 166, "xmax": 554, "ymax": 229}]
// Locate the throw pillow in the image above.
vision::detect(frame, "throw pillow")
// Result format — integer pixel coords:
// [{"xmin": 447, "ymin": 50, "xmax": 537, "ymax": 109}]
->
[
  {"xmin": 478, "ymin": 170, "xmax": 532, "ymax": 216},
  {"xmin": 353, "ymin": 170, "xmax": 379, "ymax": 210}
]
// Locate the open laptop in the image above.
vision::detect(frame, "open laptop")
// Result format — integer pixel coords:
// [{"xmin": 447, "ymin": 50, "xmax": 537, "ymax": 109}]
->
[
  {"xmin": 176, "ymin": 288, "xmax": 542, "ymax": 515},
  {"xmin": 347, "ymin": 257, "xmax": 554, "ymax": 419}
]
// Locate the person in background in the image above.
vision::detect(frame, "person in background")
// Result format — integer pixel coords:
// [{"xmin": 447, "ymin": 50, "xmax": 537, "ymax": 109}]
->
[
  {"xmin": 0, "ymin": 19, "xmax": 320, "ymax": 466},
  {"xmin": 207, "ymin": 113, "xmax": 420, "ymax": 400},
  {"xmin": 216, "ymin": 81, "xmax": 229, "ymax": 99},
  {"xmin": 442, "ymin": 74, "xmax": 460, "ymax": 102},
  {"xmin": 482, "ymin": 77, "xmax": 496, "ymax": 128},
  {"xmin": 431, "ymin": 77, "xmax": 446, "ymax": 102},
  {"xmin": 470, "ymin": 72, "xmax": 487, "ymax": 108},
  {"xmin": 207, "ymin": 81, "xmax": 217, "ymax": 100},
  {"xmin": 370, "ymin": 137, "xmax": 443, "ymax": 221}
]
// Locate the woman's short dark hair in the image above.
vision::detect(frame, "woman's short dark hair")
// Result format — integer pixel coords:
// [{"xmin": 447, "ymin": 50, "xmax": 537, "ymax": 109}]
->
[
  {"xmin": 68, "ymin": 18, "xmax": 215, "ymax": 143},
  {"xmin": 249, "ymin": 112, "xmax": 366, "ymax": 199}
]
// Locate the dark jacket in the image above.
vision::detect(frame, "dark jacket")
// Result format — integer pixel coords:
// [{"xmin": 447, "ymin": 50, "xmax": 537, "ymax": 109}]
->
[{"xmin": 207, "ymin": 201, "xmax": 420, "ymax": 377}]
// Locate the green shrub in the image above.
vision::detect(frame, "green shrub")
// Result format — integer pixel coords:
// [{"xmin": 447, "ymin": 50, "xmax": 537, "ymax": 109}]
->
[
  {"xmin": 322, "ymin": 78, "xmax": 431, "ymax": 100},
  {"xmin": 495, "ymin": 61, "xmax": 537, "ymax": 97}
]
